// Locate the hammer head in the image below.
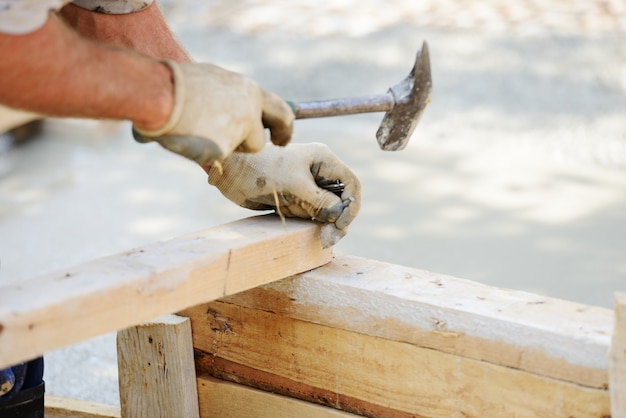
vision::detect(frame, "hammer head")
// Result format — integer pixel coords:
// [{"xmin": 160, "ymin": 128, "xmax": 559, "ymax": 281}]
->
[{"xmin": 376, "ymin": 42, "xmax": 432, "ymax": 151}]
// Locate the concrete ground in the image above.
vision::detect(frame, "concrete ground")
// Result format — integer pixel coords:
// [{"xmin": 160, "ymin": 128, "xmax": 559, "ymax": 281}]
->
[{"xmin": 1, "ymin": 0, "xmax": 625, "ymax": 406}]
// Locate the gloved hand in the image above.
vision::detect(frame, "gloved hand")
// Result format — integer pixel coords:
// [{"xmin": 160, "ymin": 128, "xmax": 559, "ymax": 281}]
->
[
  {"xmin": 133, "ymin": 61, "xmax": 294, "ymax": 165},
  {"xmin": 207, "ymin": 143, "xmax": 361, "ymax": 247}
]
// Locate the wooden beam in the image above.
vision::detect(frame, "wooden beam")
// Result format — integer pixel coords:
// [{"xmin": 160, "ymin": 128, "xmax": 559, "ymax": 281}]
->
[
  {"xmin": 179, "ymin": 255, "xmax": 612, "ymax": 417},
  {"xmin": 212, "ymin": 255, "xmax": 612, "ymax": 388},
  {"xmin": 197, "ymin": 374, "xmax": 357, "ymax": 418},
  {"xmin": 185, "ymin": 300, "xmax": 609, "ymax": 418},
  {"xmin": 45, "ymin": 396, "xmax": 120, "ymax": 418},
  {"xmin": 0, "ymin": 215, "xmax": 332, "ymax": 369},
  {"xmin": 610, "ymin": 292, "xmax": 626, "ymax": 418},
  {"xmin": 117, "ymin": 315, "xmax": 199, "ymax": 418}
]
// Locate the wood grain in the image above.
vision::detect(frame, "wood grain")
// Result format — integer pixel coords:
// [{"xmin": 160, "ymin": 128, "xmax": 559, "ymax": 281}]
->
[
  {"xmin": 117, "ymin": 315, "xmax": 199, "ymax": 418},
  {"xmin": 217, "ymin": 255, "xmax": 612, "ymax": 388},
  {"xmin": 0, "ymin": 215, "xmax": 332, "ymax": 369},
  {"xmin": 45, "ymin": 396, "xmax": 120, "ymax": 418},
  {"xmin": 185, "ymin": 300, "xmax": 610, "ymax": 418},
  {"xmin": 179, "ymin": 254, "xmax": 613, "ymax": 417},
  {"xmin": 197, "ymin": 374, "xmax": 357, "ymax": 418}
]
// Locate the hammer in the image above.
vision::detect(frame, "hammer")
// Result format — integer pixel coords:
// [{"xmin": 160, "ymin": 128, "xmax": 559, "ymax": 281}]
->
[{"xmin": 288, "ymin": 41, "xmax": 432, "ymax": 152}]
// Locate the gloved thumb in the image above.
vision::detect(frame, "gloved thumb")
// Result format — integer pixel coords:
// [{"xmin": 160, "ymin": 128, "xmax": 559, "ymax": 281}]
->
[
  {"xmin": 133, "ymin": 128, "xmax": 225, "ymax": 165},
  {"xmin": 155, "ymin": 135, "xmax": 224, "ymax": 165},
  {"xmin": 261, "ymin": 90, "xmax": 294, "ymax": 146}
]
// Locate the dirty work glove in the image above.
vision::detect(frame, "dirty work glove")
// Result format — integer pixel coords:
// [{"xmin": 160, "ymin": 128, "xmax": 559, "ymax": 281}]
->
[
  {"xmin": 133, "ymin": 61, "xmax": 294, "ymax": 165},
  {"xmin": 207, "ymin": 143, "xmax": 361, "ymax": 247}
]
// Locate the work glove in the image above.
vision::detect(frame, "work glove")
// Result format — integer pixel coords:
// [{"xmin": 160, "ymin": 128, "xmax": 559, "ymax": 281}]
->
[
  {"xmin": 133, "ymin": 61, "xmax": 294, "ymax": 165},
  {"xmin": 0, "ymin": 105, "xmax": 40, "ymax": 134},
  {"xmin": 207, "ymin": 143, "xmax": 361, "ymax": 247}
]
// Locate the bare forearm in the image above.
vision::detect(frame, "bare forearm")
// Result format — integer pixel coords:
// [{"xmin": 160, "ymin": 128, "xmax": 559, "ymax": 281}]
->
[
  {"xmin": 59, "ymin": 3, "xmax": 192, "ymax": 62},
  {"xmin": 0, "ymin": 13, "xmax": 173, "ymax": 130}
]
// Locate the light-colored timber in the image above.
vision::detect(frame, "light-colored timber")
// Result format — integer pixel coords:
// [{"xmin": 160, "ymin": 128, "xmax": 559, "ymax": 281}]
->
[
  {"xmin": 44, "ymin": 396, "xmax": 120, "ymax": 418},
  {"xmin": 179, "ymin": 255, "xmax": 613, "ymax": 417},
  {"xmin": 117, "ymin": 315, "xmax": 199, "ymax": 418},
  {"xmin": 1, "ymin": 216, "xmax": 621, "ymax": 417},
  {"xmin": 0, "ymin": 215, "xmax": 332, "ymax": 369},
  {"xmin": 196, "ymin": 374, "xmax": 357, "ymax": 417},
  {"xmin": 610, "ymin": 292, "xmax": 626, "ymax": 418},
  {"xmin": 207, "ymin": 255, "xmax": 613, "ymax": 388},
  {"xmin": 185, "ymin": 301, "xmax": 610, "ymax": 418}
]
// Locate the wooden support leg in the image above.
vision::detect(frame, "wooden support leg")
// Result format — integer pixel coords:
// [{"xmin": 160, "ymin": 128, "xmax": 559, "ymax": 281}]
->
[
  {"xmin": 610, "ymin": 292, "xmax": 626, "ymax": 418},
  {"xmin": 117, "ymin": 315, "xmax": 199, "ymax": 418}
]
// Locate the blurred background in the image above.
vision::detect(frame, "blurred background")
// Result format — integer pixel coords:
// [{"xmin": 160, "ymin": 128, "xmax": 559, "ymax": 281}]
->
[{"xmin": 1, "ymin": 0, "xmax": 625, "ymax": 405}]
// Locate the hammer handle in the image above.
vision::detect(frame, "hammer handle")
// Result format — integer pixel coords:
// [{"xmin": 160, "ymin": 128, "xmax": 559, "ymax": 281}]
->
[{"xmin": 288, "ymin": 94, "xmax": 394, "ymax": 119}]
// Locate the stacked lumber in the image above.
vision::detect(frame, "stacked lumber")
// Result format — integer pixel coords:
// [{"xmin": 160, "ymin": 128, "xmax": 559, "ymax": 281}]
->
[
  {"xmin": 181, "ymin": 255, "xmax": 613, "ymax": 418},
  {"xmin": 2, "ymin": 215, "xmax": 620, "ymax": 417}
]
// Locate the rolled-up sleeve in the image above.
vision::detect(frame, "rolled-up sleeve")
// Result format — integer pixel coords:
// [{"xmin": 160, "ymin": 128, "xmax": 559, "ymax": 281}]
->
[{"xmin": 0, "ymin": 1, "xmax": 70, "ymax": 35}]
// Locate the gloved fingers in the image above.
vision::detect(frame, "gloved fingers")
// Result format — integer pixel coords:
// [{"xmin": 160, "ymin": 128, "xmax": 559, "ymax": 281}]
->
[
  {"xmin": 155, "ymin": 135, "xmax": 224, "ymax": 165},
  {"xmin": 312, "ymin": 191, "xmax": 347, "ymax": 223},
  {"xmin": 333, "ymin": 163, "xmax": 361, "ymax": 230},
  {"xmin": 241, "ymin": 187, "xmax": 342, "ymax": 222},
  {"xmin": 132, "ymin": 128, "xmax": 153, "ymax": 144},
  {"xmin": 265, "ymin": 194, "xmax": 311, "ymax": 218},
  {"xmin": 236, "ymin": 121, "xmax": 266, "ymax": 154},
  {"xmin": 243, "ymin": 143, "xmax": 360, "ymax": 228},
  {"xmin": 272, "ymin": 179, "xmax": 344, "ymax": 222},
  {"xmin": 308, "ymin": 145, "xmax": 361, "ymax": 230},
  {"xmin": 335, "ymin": 193, "xmax": 360, "ymax": 230},
  {"xmin": 207, "ymin": 142, "xmax": 361, "ymax": 247},
  {"xmin": 132, "ymin": 61, "xmax": 289, "ymax": 164},
  {"xmin": 261, "ymin": 89, "xmax": 294, "ymax": 146}
]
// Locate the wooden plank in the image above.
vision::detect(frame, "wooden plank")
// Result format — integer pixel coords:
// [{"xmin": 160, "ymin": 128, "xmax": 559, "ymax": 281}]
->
[
  {"xmin": 184, "ymin": 300, "xmax": 610, "ymax": 418},
  {"xmin": 197, "ymin": 374, "xmax": 357, "ymax": 418},
  {"xmin": 117, "ymin": 315, "xmax": 199, "ymax": 418},
  {"xmin": 0, "ymin": 215, "xmax": 332, "ymax": 369},
  {"xmin": 213, "ymin": 255, "xmax": 612, "ymax": 389},
  {"xmin": 45, "ymin": 396, "xmax": 120, "ymax": 418},
  {"xmin": 610, "ymin": 292, "xmax": 626, "ymax": 418}
]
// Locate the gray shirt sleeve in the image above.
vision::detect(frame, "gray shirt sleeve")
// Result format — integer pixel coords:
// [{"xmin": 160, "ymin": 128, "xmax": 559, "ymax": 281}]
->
[{"xmin": 71, "ymin": 0, "xmax": 153, "ymax": 14}]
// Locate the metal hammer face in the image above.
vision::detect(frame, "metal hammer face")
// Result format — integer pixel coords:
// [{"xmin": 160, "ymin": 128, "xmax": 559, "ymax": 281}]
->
[
  {"xmin": 289, "ymin": 41, "xmax": 432, "ymax": 151},
  {"xmin": 377, "ymin": 42, "xmax": 432, "ymax": 151}
]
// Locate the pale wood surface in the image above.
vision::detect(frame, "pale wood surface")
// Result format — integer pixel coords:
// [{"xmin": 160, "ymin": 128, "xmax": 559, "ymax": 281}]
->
[
  {"xmin": 0, "ymin": 215, "xmax": 332, "ymax": 369},
  {"xmin": 197, "ymin": 375, "xmax": 357, "ymax": 418},
  {"xmin": 610, "ymin": 292, "xmax": 626, "ymax": 418},
  {"xmin": 118, "ymin": 315, "xmax": 199, "ymax": 418},
  {"xmin": 45, "ymin": 396, "xmax": 120, "ymax": 418},
  {"xmin": 216, "ymin": 255, "xmax": 612, "ymax": 388},
  {"xmin": 185, "ymin": 299, "xmax": 610, "ymax": 418}
]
